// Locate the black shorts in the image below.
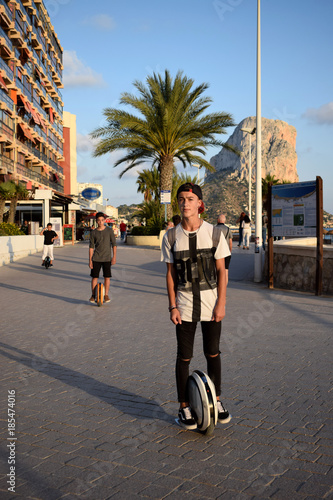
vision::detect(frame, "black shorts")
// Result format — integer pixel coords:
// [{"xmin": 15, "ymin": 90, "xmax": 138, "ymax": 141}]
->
[
  {"xmin": 225, "ymin": 255, "xmax": 231, "ymax": 270},
  {"xmin": 90, "ymin": 261, "xmax": 111, "ymax": 278}
]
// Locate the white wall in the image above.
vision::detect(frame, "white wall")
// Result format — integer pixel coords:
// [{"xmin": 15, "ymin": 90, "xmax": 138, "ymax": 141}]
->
[{"xmin": 0, "ymin": 236, "xmax": 44, "ymax": 266}]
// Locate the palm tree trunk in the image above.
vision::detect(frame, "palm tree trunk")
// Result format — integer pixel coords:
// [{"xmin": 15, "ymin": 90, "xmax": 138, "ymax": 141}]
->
[
  {"xmin": 0, "ymin": 199, "xmax": 6, "ymax": 223},
  {"xmin": 159, "ymin": 156, "xmax": 174, "ymax": 220},
  {"xmin": 8, "ymin": 198, "xmax": 18, "ymax": 224}
]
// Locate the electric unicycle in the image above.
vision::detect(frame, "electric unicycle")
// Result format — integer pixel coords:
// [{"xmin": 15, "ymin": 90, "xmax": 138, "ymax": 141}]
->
[
  {"xmin": 94, "ymin": 282, "xmax": 104, "ymax": 307},
  {"xmin": 44, "ymin": 256, "xmax": 51, "ymax": 269},
  {"xmin": 176, "ymin": 370, "xmax": 218, "ymax": 435}
]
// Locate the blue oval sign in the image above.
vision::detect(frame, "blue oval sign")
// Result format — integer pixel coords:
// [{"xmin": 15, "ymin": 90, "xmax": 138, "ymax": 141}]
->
[{"xmin": 81, "ymin": 188, "xmax": 101, "ymax": 200}]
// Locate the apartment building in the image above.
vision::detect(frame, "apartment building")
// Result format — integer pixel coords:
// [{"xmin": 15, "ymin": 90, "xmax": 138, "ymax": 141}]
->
[{"xmin": 0, "ymin": 0, "xmax": 65, "ymax": 197}]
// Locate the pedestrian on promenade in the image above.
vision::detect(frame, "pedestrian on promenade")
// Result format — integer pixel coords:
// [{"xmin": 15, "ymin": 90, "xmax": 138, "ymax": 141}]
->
[
  {"xmin": 119, "ymin": 221, "xmax": 127, "ymax": 240},
  {"xmin": 89, "ymin": 212, "xmax": 117, "ymax": 304},
  {"xmin": 172, "ymin": 214, "xmax": 181, "ymax": 226},
  {"xmin": 262, "ymin": 211, "xmax": 268, "ymax": 251},
  {"xmin": 41, "ymin": 223, "xmax": 58, "ymax": 267},
  {"xmin": 236, "ymin": 211, "xmax": 245, "ymax": 247},
  {"xmin": 161, "ymin": 183, "xmax": 231, "ymax": 430},
  {"xmin": 20, "ymin": 220, "xmax": 29, "ymax": 235},
  {"xmin": 216, "ymin": 214, "xmax": 232, "ymax": 286},
  {"xmin": 241, "ymin": 214, "xmax": 252, "ymax": 250}
]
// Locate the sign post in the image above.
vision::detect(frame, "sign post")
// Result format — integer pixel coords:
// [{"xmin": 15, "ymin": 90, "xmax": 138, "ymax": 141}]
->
[
  {"xmin": 316, "ymin": 176, "xmax": 323, "ymax": 296},
  {"xmin": 160, "ymin": 190, "xmax": 171, "ymax": 222}
]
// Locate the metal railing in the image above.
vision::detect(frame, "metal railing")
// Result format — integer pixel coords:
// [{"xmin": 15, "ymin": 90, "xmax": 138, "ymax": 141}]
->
[
  {"xmin": 0, "ymin": 118, "xmax": 14, "ymax": 140},
  {"xmin": 0, "ymin": 25, "xmax": 12, "ymax": 50},
  {"xmin": 0, "ymin": 59, "xmax": 14, "ymax": 81},
  {"xmin": 0, "ymin": 87, "xmax": 14, "ymax": 111},
  {"xmin": 0, "ymin": 153, "xmax": 14, "ymax": 171}
]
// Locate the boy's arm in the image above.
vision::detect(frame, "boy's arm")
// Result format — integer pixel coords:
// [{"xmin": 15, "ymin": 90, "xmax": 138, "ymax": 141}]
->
[
  {"xmin": 212, "ymin": 258, "xmax": 227, "ymax": 322},
  {"xmin": 89, "ymin": 231, "xmax": 94, "ymax": 269},
  {"xmin": 52, "ymin": 232, "xmax": 59, "ymax": 242},
  {"xmin": 166, "ymin": 263, "xmax": 181, "ymax": 325},
  {"xmin": 111, "ymin": 245, "xmax": 117, "ymax": 265}
]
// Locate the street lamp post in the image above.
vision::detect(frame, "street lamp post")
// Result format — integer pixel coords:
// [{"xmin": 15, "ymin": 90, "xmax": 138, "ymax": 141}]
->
[
  {"xmin": 241, "ymin": 127, "xmax": 256, "ymax": 221},
  {"xmin": 104, "ymin": 198, "xmax": 109, "ymax": 215},
  {"xmin": 254, "ymin": 0, "xmax": 263, "ymax": 282}
]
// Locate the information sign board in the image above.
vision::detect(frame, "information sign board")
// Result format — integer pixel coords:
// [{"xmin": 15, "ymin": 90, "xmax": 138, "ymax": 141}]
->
[
  {"xmin": 271, "ymin": 181, "xmax": 316, "ymax": 237},
  {"xmin": 160, "ymin": 190, "xmax": 171, "ymax": 204}
]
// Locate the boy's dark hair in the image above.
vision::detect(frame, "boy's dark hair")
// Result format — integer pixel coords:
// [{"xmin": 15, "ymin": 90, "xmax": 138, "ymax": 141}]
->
[
  {"xmin": 95, "ymin": 212, "xmax": 105, "ymax": 220},
  {"xmin": 47, "ymin": 223, "xmax": 52, "ymax": 227}
]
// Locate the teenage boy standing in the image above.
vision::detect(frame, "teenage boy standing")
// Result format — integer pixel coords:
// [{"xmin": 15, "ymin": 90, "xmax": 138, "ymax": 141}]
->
[
  {"xmin": 89, "ymin": 212, "xmax": 117, "ymax": 304},
  {"xmin": 161, "ymin": 183, "xmax": 231, "ymax": 430},
  {"xmin": 41, "ymin": 223, "xmax": 58, "ymax": 267}
]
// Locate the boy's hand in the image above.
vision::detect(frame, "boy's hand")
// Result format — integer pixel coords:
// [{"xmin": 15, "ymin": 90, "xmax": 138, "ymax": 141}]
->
[
  {"xmin": 89, "ymin": 260, "xmax": 93, "ymax": 269},
  {"xmin": 170, "ymin": 308, "xmax": 182, "ymax": 325},
  {"xmin": 212, "ymin": 302, "xmax": 225, "ymax": 322},
  {"xmin": 111, "ymin": 257, "xmax": 116, "ymax": 265}
]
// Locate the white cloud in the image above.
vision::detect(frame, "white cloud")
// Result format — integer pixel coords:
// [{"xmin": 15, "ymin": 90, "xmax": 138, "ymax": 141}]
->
[
  {"xmin": 76, "ymin": 133, "xmax": 97, "ymax": 153},
  {"xmin": 302, "ymin": 102, "xmax": 333, "ymax": 125},
  {"xmin": 63, "ymin": 50, "xmax": 106, "ymax": 88},
  {"xmin": 82, "ymin": 14, "xmax": 116, "ymax": 31}
]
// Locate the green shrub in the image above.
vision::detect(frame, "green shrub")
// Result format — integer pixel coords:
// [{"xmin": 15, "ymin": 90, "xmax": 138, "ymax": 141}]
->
[
  {"xmin": 130, "ymin": 225, "xmax": 161, "ymax": 236},
  {"xmin": 0, "ymin": 223, "xmax": 25, "ymax": 236}
]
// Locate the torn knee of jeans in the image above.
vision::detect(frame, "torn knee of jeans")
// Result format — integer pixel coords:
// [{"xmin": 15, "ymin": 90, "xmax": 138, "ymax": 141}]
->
[{"xmin": 204, "ymin": 351, "xmax": 220, "ymax": 358}]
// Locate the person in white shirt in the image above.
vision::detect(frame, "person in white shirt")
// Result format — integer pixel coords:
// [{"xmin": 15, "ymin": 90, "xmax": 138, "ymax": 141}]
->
[
  {"xmin": 161, "ymin": 183, "xmax": 231, "ymax": 430},
  {"xmin": 241, "ymin": 214, "xmax": 252, "ymax": 250}
]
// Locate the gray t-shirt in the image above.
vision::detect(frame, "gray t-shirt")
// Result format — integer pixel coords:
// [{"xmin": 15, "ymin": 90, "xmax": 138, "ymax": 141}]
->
[
  {"xmin": 216, "ymin": 223, "xmax": 232, "ymax": 251},
  {"xmin": 89, "ymin": 227, "xmax": 117, "ymax": 262}
]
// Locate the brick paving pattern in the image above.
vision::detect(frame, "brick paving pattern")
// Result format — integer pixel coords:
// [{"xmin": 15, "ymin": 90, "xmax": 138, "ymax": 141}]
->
[{"xmin": 0, "ymin": 241, "xmax": 332, "ymax": 499}]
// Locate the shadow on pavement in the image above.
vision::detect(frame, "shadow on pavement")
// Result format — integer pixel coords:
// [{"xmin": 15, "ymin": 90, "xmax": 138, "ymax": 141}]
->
[
  {"xmin": 0, "ymin": 342, "xmax": 173, "ymax": 424},
  {"xmin": 0, "ymin": 282, "xmax": 88, "ymax": 305}
]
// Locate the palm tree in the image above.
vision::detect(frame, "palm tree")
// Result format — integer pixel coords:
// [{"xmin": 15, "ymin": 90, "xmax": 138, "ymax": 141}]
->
[
  {"xmin": 0, "ymin": 181, "xmax": 16, "ymax": 223},
  {"xmin": 136, "ymin": 166, "xmax": 160, "ymax": 202},
  {"xmin": 8, "ymin": 181, "xmax": 29, "ymax": 224},
  {"xmin": 91, "ymin": 70, "xmax": 236, "ymax": 218}
]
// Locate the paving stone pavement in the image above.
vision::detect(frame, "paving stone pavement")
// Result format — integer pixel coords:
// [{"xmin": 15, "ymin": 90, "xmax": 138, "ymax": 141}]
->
[{"xmin": 0, "ymin": 240, "xmax": 332, "ymax": 500}]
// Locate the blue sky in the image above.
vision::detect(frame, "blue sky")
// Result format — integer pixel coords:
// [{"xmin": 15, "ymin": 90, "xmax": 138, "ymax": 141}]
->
[{"xmin": 50, "ymin": 0, "xmax": 333, "ymax": 213}]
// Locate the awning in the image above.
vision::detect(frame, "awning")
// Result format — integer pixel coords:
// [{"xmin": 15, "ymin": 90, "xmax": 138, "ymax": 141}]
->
[
  {"xmin": 19, "ymin": 94, "xmax": 31, "ymax": 114},
  {"xmin": 28, "ymin": 104, "xmax": 41, "ymax": 125},
  {"xmin": 18, "ymin": 122, "xmax": 36, "ymax": 143},
  {"xmin": 38, "ymin": 114, "xmax": 47, "ymax": 132},
  {"xmin": 0, "ymin": 74, "xmax": 9, "ymax": 92},
  {"xmin": 42, "ymin": 165, "xmax": 49, "ymax": 174},
  {"xmin": 49, "ymin": 106, "xmax": 54, "ymax": 123}
]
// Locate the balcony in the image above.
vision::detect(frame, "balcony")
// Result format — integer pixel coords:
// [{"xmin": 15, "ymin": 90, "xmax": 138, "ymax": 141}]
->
[
  {"xmin": 0, "ymin": 87, "xmax": 14, "ymax": 112},
  {"xmin": 0, "ymin": 25, "xmax": 13, "ymax": 51},
  {"xmin": 0, "ymin": 59, "xmax": 14, "ymax": 82},
  {"xmin": 0, "ymin": 153, "xmax": 14, "ymax": 172},
  {"xmin": 16, "ymin": 0, "xmax": 27, "ymax": 17},
  {"xmin": 0, "ymin": 0, "xmax": 13, "ymax": 23},
  {"xmin": 16, "ymin": 162, "xmax": 64, "ymax": 192},
  {"xmin": 0, "ymin": 116, "xmax": 14, "ymax": 141}
]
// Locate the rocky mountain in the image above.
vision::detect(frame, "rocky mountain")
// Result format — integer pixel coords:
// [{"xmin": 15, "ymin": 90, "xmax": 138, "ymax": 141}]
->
[
  {"xmin": 203, "ymin": 116, "xmax": 299, "ymax": 225},
  {"xmin": 210, "ymin": 117, "xmax": 298, "ymax": 183}
]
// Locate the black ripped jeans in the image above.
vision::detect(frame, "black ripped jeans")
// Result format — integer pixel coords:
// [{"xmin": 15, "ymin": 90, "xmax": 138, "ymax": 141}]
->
[{"xmin": 175, "ymin": 320, "xmax": 222, "ymax": 402}]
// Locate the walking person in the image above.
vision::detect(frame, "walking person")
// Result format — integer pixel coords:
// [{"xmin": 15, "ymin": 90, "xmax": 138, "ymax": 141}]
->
[
  {"xmin": 161, "ymin": 183, "xmax": 231, "ymax": 430},
  {"xmin": 119, "ymin": 221, "xmax": 127, "ymax": 240},
  {"xmin": 216, "ymin": 214, "xmax": 232, "ymax": 286},
  {"xmin": 236, "ymin": 211, "xmax": 245, "ymax": 247},
  {"xmin": 241, "ymin": 214, "xmax": 252, "ymax": 250},
  {"xmin": 262, "ymin": 211, "xmax": 268, "ymax": 251},
  {"xmin": 89, "ymin": 212, "xmax": 117, "ymax": 304},
  {"xmin": 41, "ymin": 223, "xmax": 58, "ymax": 267}
]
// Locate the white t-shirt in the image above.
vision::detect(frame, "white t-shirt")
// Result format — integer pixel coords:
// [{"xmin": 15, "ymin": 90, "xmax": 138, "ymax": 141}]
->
[{"xmin": 161, "ymin": 221, "xmax": 230, "ymax": 322}]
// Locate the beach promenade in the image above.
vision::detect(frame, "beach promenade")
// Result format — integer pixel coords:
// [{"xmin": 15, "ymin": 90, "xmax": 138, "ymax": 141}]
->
[{"xmin": 0, "ymin": 241, "xmax": 332, "ymax": 499}]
